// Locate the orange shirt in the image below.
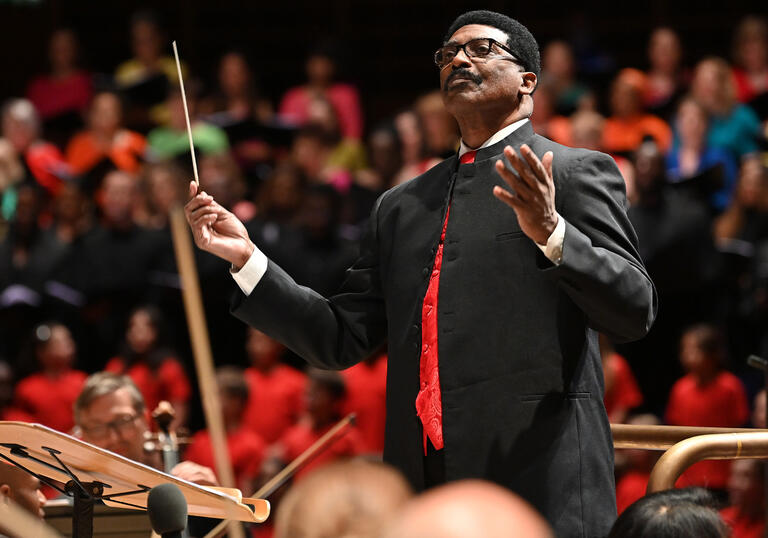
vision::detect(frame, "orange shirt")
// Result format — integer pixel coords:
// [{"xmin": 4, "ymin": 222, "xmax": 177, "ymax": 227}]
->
[
  {"xmin": 341, "ymin": 355, "xmax": 387, "ymax": 454},
  {"xmin": 602, "ymin": 114, "xmax": 672, "ymax": 154},
  {"xmin": 242, "ymin": 365, "xmax": 306, "ymax": 443},
  {"xmin": 14, "ymin": 369, "xmax": 87, "ymax": 433},
  {"xmin": 66, "ymin": 130, "xmax": 146, "ymax": 175}
]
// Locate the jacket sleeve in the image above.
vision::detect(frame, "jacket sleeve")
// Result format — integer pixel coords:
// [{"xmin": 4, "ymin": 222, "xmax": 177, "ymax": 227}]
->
[
  {"xmin": 231, "ymin": 195, "xmax": 388, "ymax": 369},
  {"xmin": 541, "ymin": 151, "xmax": 658, "ymax": 343}
]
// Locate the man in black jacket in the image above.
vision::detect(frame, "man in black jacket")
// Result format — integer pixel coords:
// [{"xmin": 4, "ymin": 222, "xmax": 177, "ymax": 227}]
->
[{"xmin": 186, "ymin": 10, "xmax": 656, "ymax": 537}]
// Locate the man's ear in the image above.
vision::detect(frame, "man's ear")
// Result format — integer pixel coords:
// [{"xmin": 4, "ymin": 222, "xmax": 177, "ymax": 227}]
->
[
  {"xmin": 520, "ymin": 72, "xmax": 537, "ymax": 95},
  {"xmin": 0, "ymin": 484, "xmax": 11, "ymax": 501}
]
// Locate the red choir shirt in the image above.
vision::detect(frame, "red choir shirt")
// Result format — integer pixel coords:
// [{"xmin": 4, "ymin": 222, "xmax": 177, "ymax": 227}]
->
[
  {"xmin": 666, "ymin": 371, "xmax": 749, "ymax": 489},
  {"xmin": 278, "ymin": 419, "xmax": 362, "ymax": 481},
  {"xmin": 242, "ymin": 365, "xmax": 306, "ymax": 444},
  {"xmin": 616, "ymin": 470, "xmax": 650, "ymax": 514},
  {"xmin": 184, "ymin": 426, "xmax": 266, "ymax": 488},
  {"xmin": 279, "ymin": 84, "xmax": 363, "ymax": 140},
  {"xmin": 732, "ymin": 68, "xmax": 768, "ymax": 103},
  {"xmin": 105, "ymin": 357, "xmax": 191, "ymax": 414},
  {"xmin": 720, "ymin": 506, "xmax": 765, "ymax": 538},
  {"xmin": 341, "ymin": 355, "xmax": 387, "ymax": 454},
  {"xmin": 13, "ymin": 369, "xmax": 87, "ymax": 432},
  {"xmin": 26, "ymin": 71, "xmax": 92, "ymax": 119},
  {"xmin": 1, "ymin": 406, "xmax": 35, "ymax": 422},
  {"xmin": 603, "ymin": 352, "xmax": 643, "ymax": 419}
]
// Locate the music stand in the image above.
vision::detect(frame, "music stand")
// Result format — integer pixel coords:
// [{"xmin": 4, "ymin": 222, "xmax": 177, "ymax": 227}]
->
[{"xmin": 0, "ymin": 422, "xmax": 269, "ymax": 538}]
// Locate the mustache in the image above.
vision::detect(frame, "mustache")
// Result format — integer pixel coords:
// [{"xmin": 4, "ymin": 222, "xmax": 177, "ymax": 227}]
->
[{"xmin": 443, "ymin": 68, "xmax": 483, "ymax": 89}]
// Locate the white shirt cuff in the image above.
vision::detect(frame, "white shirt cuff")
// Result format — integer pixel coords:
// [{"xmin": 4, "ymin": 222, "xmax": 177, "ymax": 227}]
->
[
  {"xmin": 231, "ymin": 247, "xmax": 268, "ymax": 296},
  {"xmin": 535, "ymin": 214, "xmax": 565, "ymax": 265}
]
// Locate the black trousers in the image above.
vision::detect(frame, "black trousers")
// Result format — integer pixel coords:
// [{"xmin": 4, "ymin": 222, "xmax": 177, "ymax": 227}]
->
[{"xmin": 424, "ymin": 438, "xmax": 445, "ymax": 488}]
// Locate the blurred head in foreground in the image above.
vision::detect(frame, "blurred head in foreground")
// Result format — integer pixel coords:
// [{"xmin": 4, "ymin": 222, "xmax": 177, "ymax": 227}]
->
[
  {"xmin": 609, "ymin": 487, "xmax": 727, "ymax": 538},
  {"xmin": 0, "ymin": 463, "xmax": 46, "ymax": 519},
  {"xmin": 275, "ymin": 459, "xmax": 412, "ymax": 538},
  {"xmin": 383, "ymin": 479, "xmax": 553, "ymax": 538}
]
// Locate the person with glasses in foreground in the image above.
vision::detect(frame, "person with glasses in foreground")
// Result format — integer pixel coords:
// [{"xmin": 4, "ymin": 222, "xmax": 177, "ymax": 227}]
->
[
  {"xmin": 74, "ymin": 372, "xmax": 217, "ymax": 486},
  {"xmin": 185, "ymin": 10, "xmax": 656, "ymax": 537}
]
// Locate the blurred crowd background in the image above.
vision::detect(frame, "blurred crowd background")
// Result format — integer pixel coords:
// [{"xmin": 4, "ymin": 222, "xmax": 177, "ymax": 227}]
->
[{"xmin": 1, "ymin": 1, "xmax": 768, "ymax": 536}]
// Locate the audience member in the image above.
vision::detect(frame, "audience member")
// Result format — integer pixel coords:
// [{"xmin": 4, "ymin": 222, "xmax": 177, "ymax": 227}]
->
[
  {"xmin": 0, "ymin": 463, "xmax": 46, "ymax": 519},
  {"xmin": 731, "ymin": 16, "xmax": 768, "ymax": 106},
  {"xmin": 147, "ymin": 91, "xmax": 229, "ymax": 161},
  {"xmin": 601, "ymin": 334, "xmax": 643, "ymax": 423},
  {"xmin": 382, "ymin": 479, "xmax": 553, "ymax": 538},
  {"xmin": 198, "ymin": 152, "xmax": 255, "ymax": 221},
  {"xmin": 625, "ymin": 141, "xmax": 722, "ymax": 413},
  {"xmin": 614, "ymin": 414, "xmax": 661, "ymax": 514},
  {"xmin": 275, "ymin": 459, "xmax": 412, "ymax": 538},
  {"xmin": 714, "ymin": 156, "xmax": 768, "ymax": 243},
  {"xmin": 540, "ymin": 40, "xmax": 589, "ymax": 116},
  {"xmin": 691, "ymin": 57, "xmax": 762, "ymax": 161},
  {"xmin": 74, "ymin": 372, "xmax": 216, "ymax": 484},
  {"xmin": 665, "ymin": 324, "xmax": 749, "ymax": 490},
  {"xmin": 278, "ymin": 184, "xmax": 358, "ymax": 296},
  {"xmin": 666, "ymin": 96, "xmax": 738, "ymax": 211},
  {"xmin": 414, "ymin": 91, "xmax": 459, "ymax": 159},
  {"xmin": 65, "ymin": 92, "xmax": 146, "ymax": 190},
  {"xmin": 279, "ymin": 44, "xmax": 363, "ymax": 140},
  {"xmin": 720, "ymin": 459, "xmax": 765, "ymax": 538},
  {"xmin": 609, "ymin": 487, "xmax": 728, "ymax": 538},
  {"xmin": 602, "ymin": 68, "xmax": 672, "ymax": 155},
  {"xmin": 392, "ymin": 109, "xmax": 441, "ymax": 186},
  {"xmin": 0, "ymin": 361, "xmax": 32, "ymax": 422},
  {"xmin": 644, "ymin": 27, "xmax": 687, "ymax": 119},
  {"xmin": 1, "ymin": 99, "xmax": 70, "ymax": 196},
  {"xmin": 341, "ymin": 352, "xmax": 387, "ymax": 455},
  {"xmin": 184, "ymin": 367, "xmax": 266, "ymax": 493},
  {"xmin": 53, "ymin": 170, "xmax": 162, "ymax": 363},
  {"xmin": 528, "ymin": 80, "xmax": 572, "ymax": 145},
  {"xmin": 242, "ymin": 328, "xmax": 306, "ymax": 444},
  {"xmin": 13, "ymin": 322, "xmax": 86, "ymax": 433},
  {"xmin": 275, "ymin": 368, "xmax": 361, "ymax": 482},
  {"xmin": 138, "ymin": 162, "xmax": 187, "ymax": 230},
  {"xmin": 0, "ymin": 138, "xmax": 25, "ymax": 220},
  {"xmin": 105, "ymin": 305, "xmax": 190, "ymax": 427},
  {"xmin": 201, "ymin": 51, "xmax": 273, "ymax": 124},
  {"xmin": 25, "ymin": 28, "xmax": 92, "ymax": 137}
]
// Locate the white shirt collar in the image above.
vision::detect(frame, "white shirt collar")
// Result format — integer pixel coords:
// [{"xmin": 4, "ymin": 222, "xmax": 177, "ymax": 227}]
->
[{"xmin": 458, "ymin": 118, "xmax": 529, "ymax": 158}]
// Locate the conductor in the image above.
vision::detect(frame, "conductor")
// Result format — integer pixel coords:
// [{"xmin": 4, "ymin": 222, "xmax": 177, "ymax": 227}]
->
[{"xmin": 185, "ymin": 10, "xmax": 656, "ymax": 537}]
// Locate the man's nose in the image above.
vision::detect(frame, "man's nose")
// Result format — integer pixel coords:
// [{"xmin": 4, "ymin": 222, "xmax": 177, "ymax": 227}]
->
[
  {"xmin": 37, "ymin": 489, "xmax": 46, "ymax": 507},
  {"xmin": 451, "ymin": 47, "xmax": 472, "ymax": 68}
]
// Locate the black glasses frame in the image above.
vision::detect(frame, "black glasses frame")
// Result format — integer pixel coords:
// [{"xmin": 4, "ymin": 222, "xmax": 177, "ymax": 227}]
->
[{"xmin": 434, "ymin": 37, "xmax": 518, "ymax": 69}]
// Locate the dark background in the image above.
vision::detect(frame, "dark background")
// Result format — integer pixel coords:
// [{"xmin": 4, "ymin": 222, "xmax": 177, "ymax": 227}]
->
[{"xmin": 1, "ymin": 0, "xmax": 766, "ymax": 129}]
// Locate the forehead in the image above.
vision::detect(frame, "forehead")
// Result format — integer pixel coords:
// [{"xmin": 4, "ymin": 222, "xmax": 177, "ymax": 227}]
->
[
  {"xmin": 447, "ymin": 24, "xmax": 509, "ymax": 45},
  {"xmin": 79, "ymin": 388, "xmax": 135, "ymax": 423}
]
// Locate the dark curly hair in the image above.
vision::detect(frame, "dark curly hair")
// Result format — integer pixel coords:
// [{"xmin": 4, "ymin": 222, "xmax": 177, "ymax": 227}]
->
[{"xmin": 444, "ymin": 10, "xmax": 540, "ymax": 78}]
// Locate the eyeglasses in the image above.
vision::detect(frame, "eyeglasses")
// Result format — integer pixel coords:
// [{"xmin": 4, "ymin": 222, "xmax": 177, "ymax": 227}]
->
[
  {"xmin": 434, "ymin": 37, "xmax": 518, "ymax": 69},
  {"xmin": 79, "ymin": 414, "xmax": 140, "ymax": 439}
]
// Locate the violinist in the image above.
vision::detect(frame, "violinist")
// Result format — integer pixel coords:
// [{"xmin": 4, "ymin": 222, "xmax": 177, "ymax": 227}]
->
[{"xmin": 73, "ymin": 371, "xmax": 217, "ymax": 486}]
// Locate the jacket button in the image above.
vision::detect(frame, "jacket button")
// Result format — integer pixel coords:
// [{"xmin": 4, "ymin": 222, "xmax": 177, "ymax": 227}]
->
[{"xmin": 422, "ymin": 267, "xmax": 429, "ymax": 277}]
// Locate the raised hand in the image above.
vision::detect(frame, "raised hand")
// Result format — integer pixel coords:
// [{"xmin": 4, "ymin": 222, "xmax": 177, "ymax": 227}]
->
[
  {"xmin": 184, "ymin": 181, "xmax": 254, "ymax": 269},
  {"xmin": 493, "ymin": 144, "xmax": 558, "ymax": 246}
]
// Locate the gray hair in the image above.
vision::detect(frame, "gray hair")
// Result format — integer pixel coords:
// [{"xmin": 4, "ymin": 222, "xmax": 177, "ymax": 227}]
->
[
  {"xmin": 1, "ymin": 99, "xmax": 40, "ymax": 135},
  {"xmin": 73, "ymin": 372, "xmax": 145, "ymax": 424}
]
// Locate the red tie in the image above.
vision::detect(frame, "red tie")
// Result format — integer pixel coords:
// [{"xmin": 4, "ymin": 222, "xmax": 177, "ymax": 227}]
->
[
  {"xmin": 415, "ymin": 150, "xmax": 476, "ymax": 455},
  {"xmin": 460, "ymin": 150, "xmax": 477, "ymax": 164}
]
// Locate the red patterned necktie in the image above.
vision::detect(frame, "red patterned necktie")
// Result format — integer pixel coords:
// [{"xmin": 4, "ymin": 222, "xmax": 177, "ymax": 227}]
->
[{"xmin": 415, "ymin": 150, "xmax": 476, "ymax": 455}]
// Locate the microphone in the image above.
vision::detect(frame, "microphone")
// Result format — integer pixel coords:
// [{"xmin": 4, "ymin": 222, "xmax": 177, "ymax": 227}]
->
[{"xmin": 147, "ymin": 483, "xmax": 188, "ymax": 538}]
